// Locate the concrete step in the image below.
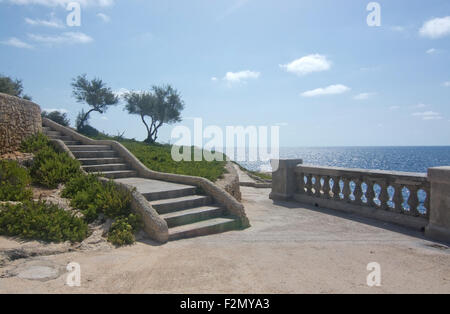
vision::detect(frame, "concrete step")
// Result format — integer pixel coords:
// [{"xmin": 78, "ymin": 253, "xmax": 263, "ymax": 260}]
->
[
  {"xmin": 44, "ymin": 131, "xmax": 61, "ymax": 137},
  {"xmin": 151, "ymin": 195, "xmax": 213, "ymax": 214},
  {"xmin": 48, "ymin": 135, "xmax": 73, "ymax": 141},
  {"xmin": 68, "ymin": 145, "xmax": 111, "ymax": 152},
  {"xmin": 100, "ymin": 170, "xmax": 137, "ymax": 179},
  {"xmin": 168, "ymin": 217, "xmax": 239, "ymax": 241},
  {"xmin": 42, "ymin": 127, "xmax": 51, "ymax": 132},
  {"xmin": 82, "ymin": 163, "xmax": 129, "ymax": 172},
  {"xmin": 63, "ymin": 141, "xmax": 82, "ymax": 146},
  {"xmin": 78, "ymin": 157, "xmax": 124, "ymax": 166},
  {"xmin": 72, "ymin": 150, "xmax": 118, "ymax": 158},
  {"xmin": 161, "ymin": 206, "xmax": 224, "ymax": 228},
  {"xmin": 143, "ymin": 186, "xmax": 198, "ymax": 202}
]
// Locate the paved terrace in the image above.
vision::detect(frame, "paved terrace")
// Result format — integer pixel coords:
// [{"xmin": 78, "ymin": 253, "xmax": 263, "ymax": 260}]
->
[{"xmin": 1, "ymin": 186, "xmax": 449, "ymax": 293}]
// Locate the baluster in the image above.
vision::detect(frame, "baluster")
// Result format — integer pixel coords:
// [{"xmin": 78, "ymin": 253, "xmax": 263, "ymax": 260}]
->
[
  {"xmin": 322, "ymin": 176, "xmax": 331, "ymax": 199},
  {"xmin": 331, "ymin": 176, "xmax": 341, "ymax": 200},
  {"xmin": 407, "ymin": 185, "xmax": 419, "ymax": 216},
  {"xmin": 366, "ymin": 180, "xmax": 376, "ymax": 207},
  {"xmin": 392, "ymin": 183, "xmax": 404, "ymax": 213},
  {"xmin": 305, "ymin": 174, "xmax": 313, "ymax": 196},
  {"xmin": 297, "ymin": 174, "xmax": 305, "ymax": 194},
  {"xmin": 342, "ymin": 177, "xmax": 351, "ymax": 202},
  {"xmin": 422, "ymin": 184, "xmax": 430, "ymax": 217},
  {"xmin": 378, "ymin": 180, "xmax": 389, "ymax": 210},
  {"xmin": 314, "ymin": 176, "xmax": 322, "ymax": 197},
  {"xmin": 353, "ymin": 178, "xmax": 363, "ymax": 205}
]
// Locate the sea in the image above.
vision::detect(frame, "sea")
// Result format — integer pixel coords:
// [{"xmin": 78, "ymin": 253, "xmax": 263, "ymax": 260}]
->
[{"xmin": 235, "ymin": 146, "xmax": 450, "ymax": 173}]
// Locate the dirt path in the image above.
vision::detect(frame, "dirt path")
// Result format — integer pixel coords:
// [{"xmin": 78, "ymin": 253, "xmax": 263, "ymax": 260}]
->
[{"xmin": 1, "ymin": 187, "xmax": 449, "ymax": 293}]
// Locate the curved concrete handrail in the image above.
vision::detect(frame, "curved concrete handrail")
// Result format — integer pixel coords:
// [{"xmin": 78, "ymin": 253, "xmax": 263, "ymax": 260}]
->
[
  {"xmin": 43, "ymin": 118, "xmax": 250, "ymax": 229},
  {"xmin": 49, "ymin": 136, "xmax": 169, "ymax": 243}
]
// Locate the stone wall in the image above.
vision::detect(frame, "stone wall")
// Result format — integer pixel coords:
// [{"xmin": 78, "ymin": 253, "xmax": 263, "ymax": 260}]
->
[
  {"xmin": 0, "ymin": 93, "xmax": 42, "ymax": 154},
  {"xmin": 216, "ymin": 162, "xmax": 242, "ymax": 202}
]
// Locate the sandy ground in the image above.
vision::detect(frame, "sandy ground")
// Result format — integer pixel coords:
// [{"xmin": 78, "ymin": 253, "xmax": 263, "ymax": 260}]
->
[{"xmin": 1, "ymin": 187, "xmax": 449, "ymax": 294}]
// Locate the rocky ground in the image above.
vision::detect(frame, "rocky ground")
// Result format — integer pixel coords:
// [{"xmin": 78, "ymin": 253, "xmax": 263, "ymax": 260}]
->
[{"xmin": 0, "ymin": 186, "xmax": 449, "ymax": 293}]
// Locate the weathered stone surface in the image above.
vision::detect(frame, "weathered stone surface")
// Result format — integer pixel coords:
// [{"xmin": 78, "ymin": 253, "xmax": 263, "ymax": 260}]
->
[
  {"xmin": 0, "ymin": 93, "xmax": 42, "ymax": 154},
  {"xmin": 426, "ymin": 167, "xmax": 450, "ymax": 243},
  {"xmin": 216, "ymin": 162, "xmax": 242, "ymax": 201}
]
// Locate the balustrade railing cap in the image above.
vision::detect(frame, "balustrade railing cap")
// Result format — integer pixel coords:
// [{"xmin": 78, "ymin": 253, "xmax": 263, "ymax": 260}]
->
[
  {"xmin": 295, "ymin": 164, "xmax": 428, "ymax": 182},
  {"xmin": 271, "ymin": 159, "xmax": 303, "ymax": 168}
]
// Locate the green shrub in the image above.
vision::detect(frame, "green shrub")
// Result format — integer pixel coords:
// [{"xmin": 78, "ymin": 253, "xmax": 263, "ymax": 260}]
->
[
  {"xmin": 107, "ymin": 214, "xmax": 142, "ymax": 246},
  {"xmin": 20, "ymin": 133, "xmax": 51, "ymax": 153},
  {"xmin": 61, "ymin": 174, "xmax": 102, "ymax": 199},
  {"xmin": 30, "ymin": 147, "xmax": 81, "ymax": 188},
  {"xmin": 62, "ymin": 174, "xmax": 132, "ymax": 223},
  {"xmin": 0, "ymin": 160, "xmax": 32, "ymax": 201},
  {"xmin": 0, "ymin": 201, "xmax": 88, "ymax": 243}
]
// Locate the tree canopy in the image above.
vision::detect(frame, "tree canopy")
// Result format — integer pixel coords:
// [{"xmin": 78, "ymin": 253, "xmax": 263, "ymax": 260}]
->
[
  {"xmin": 71, "ymin": 74, "xmax": 118, "ymax": 130},
  {"xmin": 0, "ymin": 75, "xmax": 32, "ymax": 100},
  {"xmin": 41, "ymin": 111, "xmax": 70, "ymax": 127},
  {"xmin": 124, "ymin": 85, "xmax": 184, "ymax": 144}
]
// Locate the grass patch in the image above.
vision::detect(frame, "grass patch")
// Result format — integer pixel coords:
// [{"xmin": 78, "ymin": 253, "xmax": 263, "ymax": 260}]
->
[
  {"xmin": 235, "ymin": 162, "xmax": 272, "ymax": 181},
  {"xmin": 92, "ymin": 133, "xmax": 227, "ymax": 182}
]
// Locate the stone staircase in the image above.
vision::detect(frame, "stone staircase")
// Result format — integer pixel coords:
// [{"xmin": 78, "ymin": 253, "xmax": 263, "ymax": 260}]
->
[{"xmin": 43, "ymin": 126, "xmax": 240, "ymax": 241}]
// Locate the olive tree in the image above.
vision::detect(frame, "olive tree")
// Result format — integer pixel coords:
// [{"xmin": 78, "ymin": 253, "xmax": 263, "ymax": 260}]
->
[
  {"xmin": 72, "ymin": 74, "xmax": 118, "ymax": 130},
  {"xmin": 124, "ymin": 85, "xmax": 184, "ymax": 144}
]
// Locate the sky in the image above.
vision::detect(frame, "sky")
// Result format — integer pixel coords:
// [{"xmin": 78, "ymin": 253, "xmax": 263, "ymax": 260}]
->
[{"xmin": 0, "ymin": 0, "xmax": 449, "ymax": 147}]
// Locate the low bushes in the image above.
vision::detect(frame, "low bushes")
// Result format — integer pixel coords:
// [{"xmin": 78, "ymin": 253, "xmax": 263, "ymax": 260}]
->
[
  {"xmin": 0, "ymin": 160, "xmax": 32, "ymax": 201},
  {"xmin": 62, "ymin": 174, "xmax": 132, "ymax": 222},
  {"xmin": 20, "ymin": 133, "xmax": 50, "ymax": 154},
  {"xmin": 20, "ymin": 133, "xmax": 82, "ymax": 189},
  {"xmin": 0, "ymin": 201, "xmax": 88, "ymax": 243},
  {"xmin": 107, "ymin": 214, "xmax": 143, "ymax": 246},
  {"xmin": 2, "ymin": 133, "xmax": 141, "ymax": 246},
  {"xmin": 30, "ymin": 148, "xmax": 81, "ymax": 189},
  {"xmin": 62, "ymin": 174, "xmax": 141, "ymax": 245}
]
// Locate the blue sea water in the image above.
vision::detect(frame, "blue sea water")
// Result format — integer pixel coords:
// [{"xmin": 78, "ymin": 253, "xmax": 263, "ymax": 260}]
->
[{"xmin": 237, "ymin": 146, "xmax": 450, "ymax": 173}]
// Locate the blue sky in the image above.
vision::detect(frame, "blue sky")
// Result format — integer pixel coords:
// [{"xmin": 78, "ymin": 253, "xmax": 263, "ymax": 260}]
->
[{"xmin": 1, "ymin": 0, "xmax": 449, "ymax": 147}]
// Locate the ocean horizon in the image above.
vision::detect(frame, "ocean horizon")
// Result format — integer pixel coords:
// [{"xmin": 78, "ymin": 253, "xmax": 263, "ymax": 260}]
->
[{"xmin": 235, "ymin": 146, "xmax": 450, "ymax": 173}]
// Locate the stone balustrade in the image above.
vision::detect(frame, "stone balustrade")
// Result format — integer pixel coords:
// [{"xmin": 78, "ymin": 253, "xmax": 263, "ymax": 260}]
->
[
  {"xmin": 270, "ymin": 159, "xmax": 450, "ymax": 243},
  {"xmin": 295, "ymin": 165, "xmax": 430, "ymax": 219}
]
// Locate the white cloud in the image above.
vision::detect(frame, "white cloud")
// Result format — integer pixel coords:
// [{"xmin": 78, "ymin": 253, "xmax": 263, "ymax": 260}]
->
[
  {"xmin": 25, "ymin": 16, "xmax": 64, "ymax": 28},
  {"xmin": 443, "ymin": 81, "xmax": 450, "ymax": 87},
  {"xmin": 211, "ymin": 77, "xmax": 218, "ymax": 81},
  {"xmin": 354, "ymin": 92, "xmax": 375, "ymax": 100},
  {"xmin": 223, "ymin": 70, "xmax": 260, "ymax": 83},
  {"xmin": 411, "ymin": 103, "xmax": 428, "ymax": 109},
  {"xmin": 419, "ymin": 16, "xmax": 450, "ymax": 39},
  {"xmin": 389, "ymin": 106, "xmax": 400, "ymax": 111},
  {"xmin": 43, "ymin": 108, "xmax": 68, "ymax": 113},
  {"xmin": 280, "ymin": 54, "xmax": 331, "ymax": 76},
  {"xmin": 5, "ymin": 0, "xmax": 114, "ymax": 7},
  {"xmin": 114, "ymin": 88, "xmax": 130, "ymax": 98},
  {"xmin": 391, "ymin": 25, "xmax": 406, "ymax": 32},
  {"xmin": 96, "ymin": 13, "xmax": 110, "ymax": 23},
  {"xmin": 301, "ymin": 84, "xmax": 350, "ymax": 97},
  {"xmin": 412, "ymin": 111, "xmax": 443, "ymax": 120},
  {"xmin": 0, "ymin": 37, "xmax": 33, "ymax": 49},
  {"xmin": 28, "ymin": 32, "xmax": 93, "ymax": 44},
  {"xmin": 426, "ymin": 48, "xmax": 437, "ymax": 54}
]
